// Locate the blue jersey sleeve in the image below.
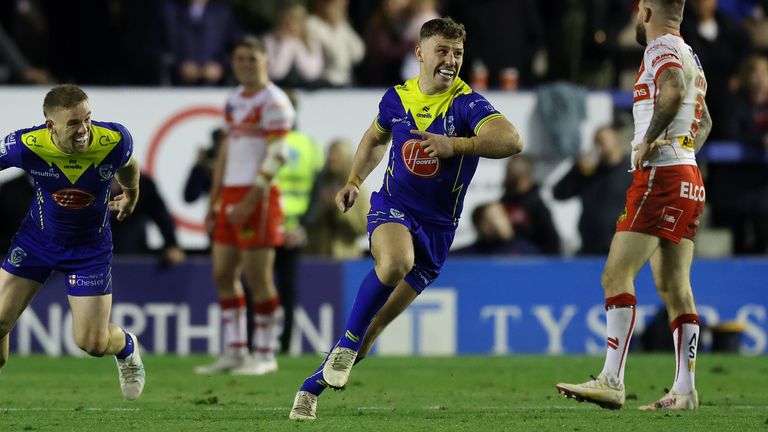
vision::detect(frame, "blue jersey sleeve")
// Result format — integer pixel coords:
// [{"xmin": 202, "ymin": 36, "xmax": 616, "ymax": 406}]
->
[
  {"xmin": 0, "ymin": 131, "xmax": 23, "ymax": 170},
  {"xmin": 459, "ymin": 93, "xmax": 504, "ymax": 137},
  {"xmin": 112, "ymin": 123, "xmax": 134, "ymax": 167},
  {"xmin": 375, "ymin": 88, "xmax": 396, "ymax": 133}
]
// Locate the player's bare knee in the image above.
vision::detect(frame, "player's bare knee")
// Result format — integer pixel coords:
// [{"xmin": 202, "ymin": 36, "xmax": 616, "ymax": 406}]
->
[
  {"xmin": 212, "ymin": 270, "xmax": 236, "ymax": 292},
  {"xmin": 374, "ymin": 257, "xmax": 412, "ymax": 286},
  {"xmin": 600, "ymin": 268, "xmax": 629, "ymax": 294}
]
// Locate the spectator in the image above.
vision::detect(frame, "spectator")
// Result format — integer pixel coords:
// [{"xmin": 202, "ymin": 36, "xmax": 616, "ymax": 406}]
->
[
  {"xmin": 681, "ymin": 0, "xmax": 752, "ymax": 139},
  {"xmin": 358, "ymin": 0, "xmax": 412, "ymax": 87},
  {"xmin": 263, "ymin": 4, "xmax": 325, "ymax": 88},
  {"xmin": 274, "ymin": 122, "xmax": 325, "ymax": 352},
  {"xmin": 552, "ymin": 125, "xmax": 632, "ymax": 255},
  {"xmin": 118, "ymin": 0, "xmax": 168, "ymax": 85},
  {"xmin": 452, "ymin": 201, "xmax": 540, "ymax": 256},
  {"xmin": 161, "ymin": 0, "xmax": 242, "ymax": 86},
  {"xmin": 0, "ymin": 22, "xmax": 52, "ymax": 84},
  {"xmin": 400, "ymin": 0, "xmax": 441, "ymax": 81},
  {"xmin": 446, "ymin": 0, "xmax": 545, "ymax": 88},
  {"xmin": 305, "ymin": 139, "xmax": 368, "ymax": 258},
  {"xmin": 307, "ymin": 0, "xmax": 366, "ymax": 87},
  {"xmin": 111, "ymin": 174, "xmax": 187, "ymax": 266},
  {"xmin": 710, "ymin": 54, "xmax": 768, "ymax": 254},
  {"xmin": 500, "ymin": 155, "xmax": 561, "ymax": 255},
  {"xmin": 184, "ymin": 127, "xmax": 224, "ymax": 203}
]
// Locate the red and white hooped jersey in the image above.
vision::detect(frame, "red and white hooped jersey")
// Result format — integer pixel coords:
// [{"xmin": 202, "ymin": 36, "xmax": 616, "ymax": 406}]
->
[
  {"xmin": 632, "ymin": 34, "xmax": 707, "ymax": 168},
  {"xmin": 223, "ymin": 83, "xmax": 295, "ymax": 186}
]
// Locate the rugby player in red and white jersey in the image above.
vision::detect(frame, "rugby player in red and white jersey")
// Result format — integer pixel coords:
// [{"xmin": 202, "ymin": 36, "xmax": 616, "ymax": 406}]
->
[
  {"xmin": 194, "ymin": 36, "xmax": 294, "ymax": 376},
  {"xmin": 557, "ymin": 0, "xmax": 713, "ymax": 411}
]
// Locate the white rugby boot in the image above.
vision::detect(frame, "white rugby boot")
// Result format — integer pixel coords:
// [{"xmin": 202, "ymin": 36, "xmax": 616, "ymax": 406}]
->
[
  {"xmin": 116, "ymin": 332, "xmax": 145, "ymax": 400},
  {"xmin": 321, "ymin": 346, "xmax": 357, "ymax": 388},
  {"xmin": 289, "ymin": 391, "xmax": 318, "ymax": 421},
  {"xmin": 194, "ymin": 351, "xmax": 244, "ymax": 374},
  {"xmin": 556, "ymin": 374, "xmax": 625, "ymax": 410},
  {"xmin": 231, "ymin": 353, "xmax": 278, "ymax": 376},
  {"xmin": 639, "ymin": 388, "xmax": 699, "ymax": 410}
]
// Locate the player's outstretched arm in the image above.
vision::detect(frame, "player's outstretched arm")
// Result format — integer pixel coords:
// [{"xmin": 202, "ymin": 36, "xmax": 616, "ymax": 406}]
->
[
  {"xmin": 694, "ymin": 99, "xmax": 712, "ymax": 153},
  {"xmin": 112, "ymin": 156, "xmax": 141, "ymax": 221},
  {"xmin": 336, "ymin": 120, "xmax": 391, "ymax": 213},
  {"xmin": 634, "ymin": 67, "xmax": 686, "ymax": 169},
  {"xmin": 411, "ymin": 116, "xmax": 523, "ymax": 159}
]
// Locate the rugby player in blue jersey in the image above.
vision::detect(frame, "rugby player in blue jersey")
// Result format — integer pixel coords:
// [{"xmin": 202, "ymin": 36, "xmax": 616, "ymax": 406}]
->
[
  {"xmin": 290, "ymin": 17, "xmax": 523, "ymax": 420},
  {"xmin": 0, "ymin": 84, "xmax": 145, "ymax": 400}
]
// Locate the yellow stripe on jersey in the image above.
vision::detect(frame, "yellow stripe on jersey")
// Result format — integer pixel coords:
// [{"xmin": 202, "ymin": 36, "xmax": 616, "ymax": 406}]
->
[
  {"xmin": 21, "ymin": 125, "xmax": 122, "ymax": 184},
  {"xmin": 395, "ymin": 77, "xmax": 472, "ymax": 132},
  {"xmin": 474, "ymin": 113, "xmax": 504, "ymax": 136}
]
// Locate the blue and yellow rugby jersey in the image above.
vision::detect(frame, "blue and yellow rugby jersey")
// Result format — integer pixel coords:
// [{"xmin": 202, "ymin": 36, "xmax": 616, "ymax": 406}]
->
[
  {"xmin": 0, "ymin": 121, "xmax": 133, "ymax": 243},
  {"xmin": 375, "ymin": 76, "xmax": 503, "ymax": 228}
]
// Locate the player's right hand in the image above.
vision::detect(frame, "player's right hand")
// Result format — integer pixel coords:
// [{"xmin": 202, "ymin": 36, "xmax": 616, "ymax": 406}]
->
[{"xmin": 335, "ymin": 183, "xmax": 359, "ymax": 213}]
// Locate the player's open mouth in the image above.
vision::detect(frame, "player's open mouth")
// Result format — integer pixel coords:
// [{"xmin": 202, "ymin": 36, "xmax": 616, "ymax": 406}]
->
[{"xmin": 437, "ymin": 68, "xmax": 455, "ymax": 79}]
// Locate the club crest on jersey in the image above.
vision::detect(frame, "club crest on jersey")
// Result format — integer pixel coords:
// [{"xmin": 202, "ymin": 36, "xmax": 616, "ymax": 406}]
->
[
  {"xmin": 8, "ymin": 247, "xmax": 26, "ymax": 267},
  {"xmin": 401, "ymin": 139, "xmax": 440, "ymax": 178},
  {"xmin": 444, "ymin": 115, "xmax": 456, "ymax": 137},
  {"xmin": 98, "ymin": 164, "xmax": 114, "ymax": 181},
  {"xmin": 51, "ymin": 188, "xmax": 96, "ymax": 210},
  {"xmin": 389, "ymin": 208, "xmax": 405, "ymax": 220}
]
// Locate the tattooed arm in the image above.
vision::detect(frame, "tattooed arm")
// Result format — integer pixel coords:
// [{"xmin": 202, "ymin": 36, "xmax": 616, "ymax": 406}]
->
[
  {"xmin": 694, "ymin": 99, "xmax": 712, "ymax": 153},
  {"xmin": 633, "ymin": 66, "xmax": 686, "ymax": 169}
]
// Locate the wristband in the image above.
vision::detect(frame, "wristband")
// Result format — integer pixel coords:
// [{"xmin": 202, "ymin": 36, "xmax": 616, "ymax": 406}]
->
[
  {"xmin": 453, "ymin": 137, "xmax": 475, "ymax": 155},
  {"xmin": 346, "ymin": 175, "xmax": 363, "ymax": 188}
]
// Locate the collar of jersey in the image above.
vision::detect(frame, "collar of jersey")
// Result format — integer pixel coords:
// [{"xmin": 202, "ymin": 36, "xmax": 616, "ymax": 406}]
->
[{"xmin": 395, "ymin": 76, "xmax": 471, "ymax": 132}]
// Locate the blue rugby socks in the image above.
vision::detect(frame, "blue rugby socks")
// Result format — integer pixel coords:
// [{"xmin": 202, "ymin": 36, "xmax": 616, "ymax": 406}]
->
[
  {"xmin": 115, "ymin": 329, "xmax": 134, "ymax": 360},
  {"xmin": 337, "ymin": 269, "xmax": 394, "ymax": 351}
]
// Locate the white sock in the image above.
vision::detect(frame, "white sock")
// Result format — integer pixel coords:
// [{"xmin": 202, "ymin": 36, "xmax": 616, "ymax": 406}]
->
[
  {"xmin": 221, "ymin": 300, "xmax": 247, "ymax": 357},
  {"xmin": 671, "ymin": 320, "xmax": 700, "ymax": 394},
  {"xmin": 600, "ymin": 305, "xmax": 636, "ymax": 384},
  {"xmin": 253, "ymin": 305, "xmax": 283, "ymax": 362}
]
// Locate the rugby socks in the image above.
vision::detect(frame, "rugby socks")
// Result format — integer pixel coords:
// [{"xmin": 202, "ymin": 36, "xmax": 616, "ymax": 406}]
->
[
  {"xmin": 254, "ymin": 296, "xmax": 283, "ymax": 361},
  {"xmin": 600, "ymin": 293, "xmax": 637, "ymax": 384},
  {"xmin": 220, "ymin": 297, "xmax": 248, "ymax": 357},
  {"xmin": 338, "ymin": 269, "xmax": 394, "ymax": 352},
  {"xmin": 115, "ymin": 329, "xmax": 134, "ymax": 360},
  {"xmin": 670, "ymin": 313, "xmax": 700, "ymax": 394}
]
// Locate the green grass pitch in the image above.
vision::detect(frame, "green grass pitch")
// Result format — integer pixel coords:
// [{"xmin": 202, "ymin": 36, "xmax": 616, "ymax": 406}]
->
[{"xmin": 0, "ymin": 354, "xmax": 766, "ymax": 431}]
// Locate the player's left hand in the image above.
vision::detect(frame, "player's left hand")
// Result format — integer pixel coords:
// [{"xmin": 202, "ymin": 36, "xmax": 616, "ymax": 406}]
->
[
  {"xmin": 633, "ymin": 138, "xmax": 671, "ymax": 170},
  {"xmin": 109, "ymin": 193, "xmax": 138, "ymax": 221},
  {"xmin": 409, "ymin": 130, "xmax": 455, "ymax": 158}
]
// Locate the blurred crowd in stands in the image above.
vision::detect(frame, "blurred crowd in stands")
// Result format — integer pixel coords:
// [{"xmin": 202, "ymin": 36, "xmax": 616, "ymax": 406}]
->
[{"xmin": 1, "ymin": 0, "xmax": 767, "ymax": 257}]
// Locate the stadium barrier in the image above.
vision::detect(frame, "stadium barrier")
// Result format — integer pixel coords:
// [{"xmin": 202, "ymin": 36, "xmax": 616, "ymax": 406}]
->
[{"xmin": 10, "ymin": 257, "xmax": 767, "ymax": 356}]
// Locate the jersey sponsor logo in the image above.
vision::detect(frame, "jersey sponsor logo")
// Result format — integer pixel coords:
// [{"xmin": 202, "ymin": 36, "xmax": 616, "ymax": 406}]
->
[
  {"xmin": 401, "ymin": 139, "xmax": 440, "ymax": 178},
  {"xmin": 633, "ymin": 83, "xmax": 651, "ymax": 103},
  {"xmin": 0, "ymin": 142, "xmax": 6, "ymax": 157},
  {"xmin": 68, "ymin": 273, "xmax": 107, "ymax": 288},
  {"xmin": 51, "ymin": 188, "xmax": 96, "ymax": 209},
  {"xmin": 651, "ymin": 52, "xmax": 679, "ymax": 68},
  {"xmin": 677, "ymin": 136, "xmax": 695, "ymax": 150},
  {"xmin": 680, "ymin": 181, "xmax": 705, "ymax": 202},
  {"xmin": 99, "ymin": 135, "xmax": 114, "ymax": 146},
  {"xmin": 416, "ymin": 106, "xmax": 432, "ymax": 119},
  {"xmin": 8, "ymin": 246, "xmax": 26, "ymax": 267},
  {"xmin": 30, "ymin": 168, "xmax": 60, "ymax": 179},
  {"xmin": 658, "ymin": 206, "xmax": 683, "ymax": 232},
  {"xmin": 24, "ymin": 134, "xmax": 42, "ymax": 148}
]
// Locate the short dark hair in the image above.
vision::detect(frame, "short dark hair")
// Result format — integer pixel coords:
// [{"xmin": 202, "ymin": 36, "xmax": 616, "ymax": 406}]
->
[
  {"xmin": 43, "ymin": 84, "xmax": 88, "ymax": 117},
  {"xmin": 420, "ymin": 17, "xmax": 466, "ymax": 43},
  {"xmin": 647, "ymin": 0, "xmax": 685, "ymax": 19},
  {"xmin": 235, "ymin": 35, "xmax": 266, "ymax": 54}
]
